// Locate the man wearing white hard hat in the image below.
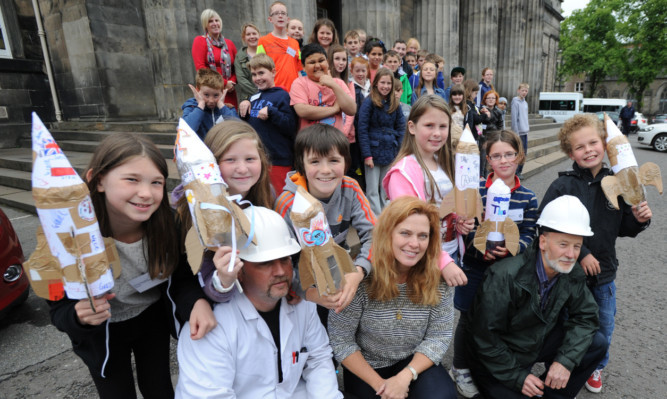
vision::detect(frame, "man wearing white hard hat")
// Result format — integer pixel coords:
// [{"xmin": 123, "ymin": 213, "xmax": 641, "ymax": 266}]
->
[
  {"xmin": 464, "ymin": 195, "xmax": 608, "ymax": 399},
  {"xmin": 176, "ymin": 207, "xmax": 343, "ymax": 399}
]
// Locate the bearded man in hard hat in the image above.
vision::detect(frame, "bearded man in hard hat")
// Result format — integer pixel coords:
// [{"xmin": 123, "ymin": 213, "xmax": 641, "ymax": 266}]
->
[
  {"xmin": 175, "ymin": 207, "xmax": 343, "ymax": 399},
  {"xmin": 464, "ymin": 195, "xmax": 608, "ymax": 399}
]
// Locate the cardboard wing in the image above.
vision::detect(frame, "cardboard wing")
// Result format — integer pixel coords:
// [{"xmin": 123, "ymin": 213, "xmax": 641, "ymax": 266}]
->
[
  {"xmin": 601, "ymin": 114, "xmax": 663, "ymax": 209},
  {"xmin": 289, "ymin": 186, "xmax": 355, "ymax": 296},
  {"xmin": 440, "ymin": 125, "xmax": 483, "ymax": 221},
  {"xmin": 174, "ymin": 119, "xmax": 256, "ymax": 257},
  {"xmin": 25, "ymin": 112, "xmax": 119, "ymax": 305},
  {"xmin": 473, "ymin": 179, "xmax": 520, "ymax": 255}
]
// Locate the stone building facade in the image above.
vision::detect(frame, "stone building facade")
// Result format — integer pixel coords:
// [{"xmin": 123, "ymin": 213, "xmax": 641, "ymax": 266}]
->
[{"xmin": 1, "ymin": 0, "xmax": 564, "ymax": 145}]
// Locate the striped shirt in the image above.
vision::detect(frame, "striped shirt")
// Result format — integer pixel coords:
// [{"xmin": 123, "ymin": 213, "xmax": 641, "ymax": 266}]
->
[{"xmin": 328, "ymin": 280, "xmax": 454, "ymax": 369}]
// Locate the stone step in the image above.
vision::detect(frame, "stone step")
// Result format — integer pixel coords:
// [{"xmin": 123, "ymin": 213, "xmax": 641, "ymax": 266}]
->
[
  {"xmin": 25, "ymin": 130, "xmax": 178, "ymax": 146},
  {"xmin": 0, "ymin": 148, "xmax": 182, "ymax": 192},
  {"xmin": 19, "ymin": 139, "xmax": 175, "ymax": 159},
  {"xmin": 522, "ymin": 150, "xmax": 569, "ymax": 179},
  {"xmin": 0, "ymin": 185, "xmax": 35, "ymax": 213},
  {"xmin": 51, "ymin": 121, "xmax": 178, "ymax": 133},
  {"xmin": 525, "ymin": 140, "xmax": 562, "ymax": 162},
  {"xmin": 0, "ymin": 168, "xmax": 32, "ymax": 191}
]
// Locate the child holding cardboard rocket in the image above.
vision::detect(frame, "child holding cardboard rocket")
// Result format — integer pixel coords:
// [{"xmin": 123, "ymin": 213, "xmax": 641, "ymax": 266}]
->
[
  {"xmin": 448, "ymin": 130, "xmax": 539, "ymax": 397},
  {"xmin": 540, "ymin": 113, "xmax": 653, "ymax": 393}
]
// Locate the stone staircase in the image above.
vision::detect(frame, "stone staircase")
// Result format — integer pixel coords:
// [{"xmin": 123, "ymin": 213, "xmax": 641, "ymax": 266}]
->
[{"xmin": 0, "ymin": 115, "xmax": 566, "ymax": 214}]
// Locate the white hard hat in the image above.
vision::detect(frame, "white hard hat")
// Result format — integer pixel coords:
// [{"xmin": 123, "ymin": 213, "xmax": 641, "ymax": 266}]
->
[
  {"xmin": 238, "ymin": 206, "xmax": 301, "ymax": 262},
  {"xmin": 537, "ymin": 195, "xmax": 594, "ymax": 237}
]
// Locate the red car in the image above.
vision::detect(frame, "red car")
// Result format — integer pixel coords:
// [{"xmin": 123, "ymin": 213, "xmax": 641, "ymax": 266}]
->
[{"xmin": 0, "ymin": 207, "xmax": 28, "ymax": 318}]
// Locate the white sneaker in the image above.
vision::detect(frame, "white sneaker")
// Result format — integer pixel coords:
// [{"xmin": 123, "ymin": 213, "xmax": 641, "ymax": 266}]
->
[{"xmin": 448, "ymin": 366, "xmax": 480, "ymax": 398}]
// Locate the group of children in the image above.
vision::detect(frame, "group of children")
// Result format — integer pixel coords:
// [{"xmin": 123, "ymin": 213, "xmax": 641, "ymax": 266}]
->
[{"xmin": 47, "ymin": 1, "xmax": 653, "ymax": 398}]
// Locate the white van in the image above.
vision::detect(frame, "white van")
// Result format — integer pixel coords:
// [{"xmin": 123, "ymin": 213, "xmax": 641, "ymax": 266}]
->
[
  {"xmin": 581, "ymin": 98, "xmax": 626, "ymax": 113},
  {"xmin": 538, "ymin": 92, "xmax": 583, "ymax": 123}
]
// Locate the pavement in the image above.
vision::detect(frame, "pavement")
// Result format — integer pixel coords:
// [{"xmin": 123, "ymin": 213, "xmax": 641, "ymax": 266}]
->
[{"xmin": 0, "ymin": 133, "xmax": 664, "ymax": 398}]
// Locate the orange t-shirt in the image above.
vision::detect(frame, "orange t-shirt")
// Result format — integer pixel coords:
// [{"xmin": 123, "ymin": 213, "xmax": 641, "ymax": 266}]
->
[{"xmin": 256, "ymin": 34, "xmax": 302, "ymax": 92}]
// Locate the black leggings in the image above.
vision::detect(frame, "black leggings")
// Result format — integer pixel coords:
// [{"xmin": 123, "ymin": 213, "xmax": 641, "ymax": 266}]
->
[{"xmin": 90, "ymin": 301, "xmax": 174, "ymax": 399}]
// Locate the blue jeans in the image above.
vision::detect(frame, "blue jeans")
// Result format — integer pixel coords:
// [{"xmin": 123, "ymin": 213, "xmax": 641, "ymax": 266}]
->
[
  {"xmin": 516, "ymin": 134, "xmax": 528, "ymax": 176},
  {"xmin": 589, "ymin": 281, "xmax": 616, "ymax": 370},
  {"xmin": 453, "ymin": 261, "xmax": 486, "ymax": 312}
]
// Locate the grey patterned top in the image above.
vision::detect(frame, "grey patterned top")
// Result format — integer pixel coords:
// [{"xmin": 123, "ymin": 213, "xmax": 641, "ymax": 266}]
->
[
  {"xmin": 109, "ymin": 238, "xmax": 161, "ymax": 322},
  {"xmin": 328, "ymin": 279, "xmax": 454, "ymax": 369}
]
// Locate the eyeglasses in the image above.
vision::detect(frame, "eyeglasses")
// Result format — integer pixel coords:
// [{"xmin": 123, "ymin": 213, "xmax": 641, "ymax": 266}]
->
[
  {"xmin": 270, "ymin": 11, "xmax": 287, "ymax": 16},
  {"xmin": 489, "ymin": 152, "xmax": 518, "ymax": 161}
]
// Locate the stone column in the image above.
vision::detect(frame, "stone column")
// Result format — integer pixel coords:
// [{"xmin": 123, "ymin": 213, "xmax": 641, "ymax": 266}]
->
[
  {"xmin": 341, "ymin": 0, "xmax": 401, "ymax": 47},
  {"xmin": 459, "ymin": 0, "xmax": 499, "ymax": 84},
  {"xmin": 523, "ymin": 0, "xmax": 544, "ymax": 111},
  {"xmin": 413, "ymin": 0, "xmax": 460, "ymax": 71},
  {"xmin": 496, "ymin": 0, "xmax": 527, "ymax": 101}
]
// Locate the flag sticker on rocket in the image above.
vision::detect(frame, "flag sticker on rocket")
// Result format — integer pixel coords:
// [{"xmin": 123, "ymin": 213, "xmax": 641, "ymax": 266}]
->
[
  {"xmin": 174, "ymin": 119, "xmax": 256, "ymax": 274},
  {"xmin": 473, "ymin": 179, "xmax": 520, "ymax": 256},
  {"xmin": 600, "ymin": 114, "xmax": 662, "ymax": 209},
  {"xmin": 24, "ymin": 113, "xmax": 120, "ymax": 309},
  {"xmin": 440, "ymin": 125, "xmax": 483, "ymax": 221}
]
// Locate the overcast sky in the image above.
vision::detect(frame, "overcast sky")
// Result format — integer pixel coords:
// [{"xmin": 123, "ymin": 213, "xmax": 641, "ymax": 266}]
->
[{"xmin": 560, "ymin": 0, "xmax": 591, "ymax": 17}]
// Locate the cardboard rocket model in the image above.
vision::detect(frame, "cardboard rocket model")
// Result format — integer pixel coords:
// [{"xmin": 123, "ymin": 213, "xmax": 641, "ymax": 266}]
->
[
  {"xmin": 440, "ymin": 125, "xmax": 483, "ymax": 221},
  {"xmin": 600, "ymin": 114, "xmax": 662, "ymax": 209},
  {"xmin": 174, "ymin": 119, "xmax": 255, "ymax": 274},
  {"xmin": 473, "ymin": 179, "xmax": 520, "ymax": 256},
  {"xmin": 289, "ymin": 186, "xmax": 356, "ymax": 296},
  {"xmin": 24, "ymin": 113, "xmax": 120, "ymax": 309}
]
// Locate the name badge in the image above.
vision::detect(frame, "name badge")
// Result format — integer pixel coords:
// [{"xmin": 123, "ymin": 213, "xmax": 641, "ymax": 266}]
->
[
  {"xmin": 507, "ymin": 208, "xmax": 523, "ymax": 222},
  {"xmin": 250, "ymin": 93, "xmax": 261, "ymax": 102},
  {"xmin": 286, "ymin": 47, "xmax": 297, "ymax": 57},
  {"xmin": 128, "ymin": 273, "xmax": 167, "ymax": 293}
]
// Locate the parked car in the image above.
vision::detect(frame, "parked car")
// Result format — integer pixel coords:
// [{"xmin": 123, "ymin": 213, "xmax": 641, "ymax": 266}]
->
[
  {"xmin": 630, "ymin": 112, "xmax": 648, "ymax": 133},
  {"xmin": 652, "ymin": 114, "xmax": 667, "ymax": 124},
  {"xmin": 0, "ymin": 207, "xmax": 28, "ymax": 319},
  {"xmin": 638, "ymin": 123, "xmax": 667, "ymax": 152},
  {"xmin": 595, "ymin": 111, "xmax": 620, "ymax": 125}
]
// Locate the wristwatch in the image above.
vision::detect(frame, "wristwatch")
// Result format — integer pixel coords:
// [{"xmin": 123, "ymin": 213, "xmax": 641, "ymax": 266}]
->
[{"xmin": 405, "ymin": 365, "xmax": 418, "ymax": 381}]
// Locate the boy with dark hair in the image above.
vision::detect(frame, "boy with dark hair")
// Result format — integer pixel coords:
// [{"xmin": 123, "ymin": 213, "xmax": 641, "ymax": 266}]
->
[
  {"xmin": 182, "ymin": 68, "xmax": 237, "ymax": 140},
  {"xmin": 256, "ymin": 1, "xmax": 302, "ymax": 92},
  {"xmin": 275, "ymin": 124, "xmax": 375, "ymax": 318},
  {"xmin": 540, "ymin": 113, "xmax": 652, "ymax": 394},
  {"xmin": 238, "ymin": 54, "xmax": 297, "ymax": 193},
  {"xmin": 443, "ymin": 66, "xmax": 466, "ymax": 100}
]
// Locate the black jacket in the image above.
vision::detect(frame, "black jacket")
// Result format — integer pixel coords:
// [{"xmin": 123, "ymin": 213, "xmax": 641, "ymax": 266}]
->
[
  {"xmin": 539, "ymin": 162, "xmax": 649, "ymax": 286},
  {"xmin": 481, "ymin": 105, "xmax": 504, "ymax": 132},
  {"xmin": 465, "ymin": 242, "xmax": 599, "ymax": 392},
  {"xmin": 465, "ymin": 100, "xmax": 483, "ymax": 143},
  {"xmin": 48, "ymin": 250, "xmax": 206, "ymax": 377}
]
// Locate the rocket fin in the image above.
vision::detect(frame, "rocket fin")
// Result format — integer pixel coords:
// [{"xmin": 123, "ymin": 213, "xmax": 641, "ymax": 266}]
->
[
  {"xmin": 440, "ymin": 190, "xmax": 456, "ymax": 218},
  {"xmin": 601, "ymin": 175, "xmax": 622, "ymax": 210},
  {"xmin": 639, "ymin": 162, "xmax": 663, "ymax": 195},
  {"xmin": 502, "ymin": 219, "xmax": 520, "ymax": 256},
  {"xmin": 333, "ymin": 244, "xmax": 356, "ymax": 275},
  {"xmin": 297, "ymin": 249, "xmax": 316, "ymax": 291},
  {"xmin": 473, "ymin": 221, "xmax": 492, "ymax": 254}
]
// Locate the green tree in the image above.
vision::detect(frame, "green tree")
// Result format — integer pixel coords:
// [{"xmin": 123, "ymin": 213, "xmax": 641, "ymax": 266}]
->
[
  {"xmin": 558, "ymin": 1, "xmax": 623, "ymax": 97},
  {"xmin": 616, "ymin": 0, "xmax": 667, "ymax": 110}
]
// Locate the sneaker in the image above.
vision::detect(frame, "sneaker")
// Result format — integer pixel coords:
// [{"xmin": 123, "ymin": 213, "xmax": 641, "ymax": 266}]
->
[
  {"xmin": 585, "ymin": 369, "xmax": 602, "ymax": 393},
  {"xmin": 448, "ymin": 366, "xmax": 480, "ymax": 398}
]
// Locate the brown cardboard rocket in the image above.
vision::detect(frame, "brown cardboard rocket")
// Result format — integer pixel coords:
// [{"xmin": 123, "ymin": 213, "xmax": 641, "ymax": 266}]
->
[
  {"xmin": 174, "ymin": 119, "xmax": 256, "ymax": 273},
  {"xmin": 289, "ymin": 186, "xmax": 356, "ymax": 296},
  {"xmin": 24, "ymin": 113, "xmax": 120, "ymax": 309},
  {"xmin": 473, "ymin": 179, "xmax": 520, "ymax": 256},
  {"xmin": 440, "ymin": 125, "xmax": 483, "ymax": 221},
  {"xmin": 600, "ymin": 114, "xmax": 662, "ymax": 209}
]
